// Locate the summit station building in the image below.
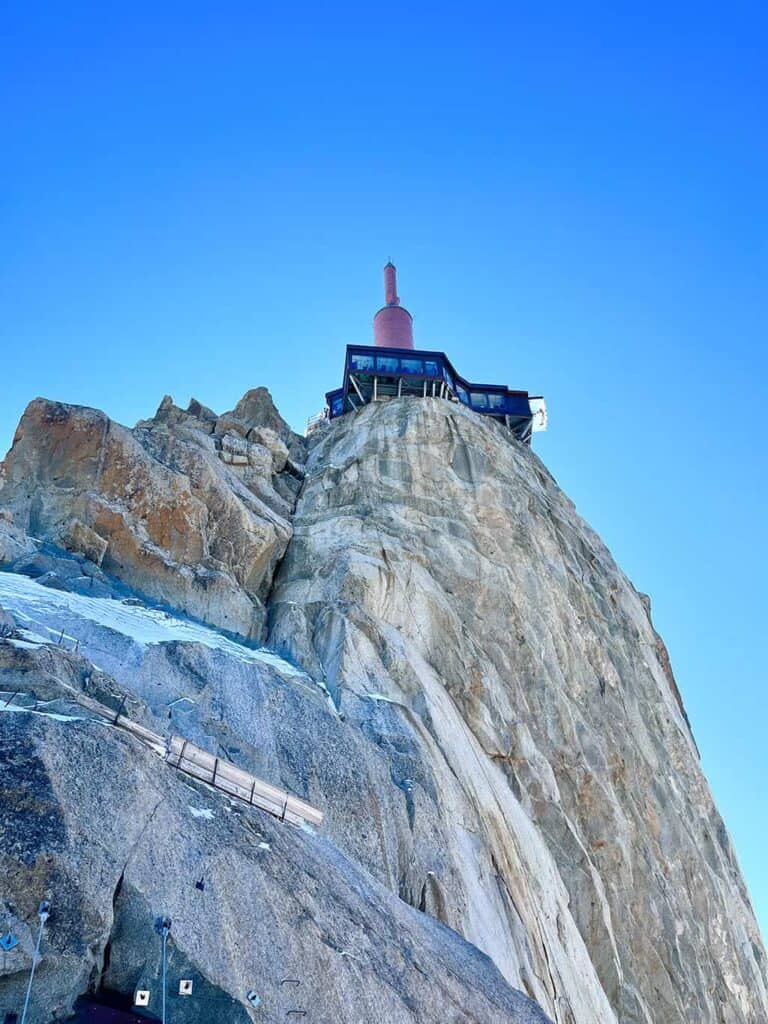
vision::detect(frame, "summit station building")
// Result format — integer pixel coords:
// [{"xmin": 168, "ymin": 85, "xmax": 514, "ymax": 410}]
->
[{"xmin": 321, "ymin": 264, "xmax": 546, "ymax": 444}]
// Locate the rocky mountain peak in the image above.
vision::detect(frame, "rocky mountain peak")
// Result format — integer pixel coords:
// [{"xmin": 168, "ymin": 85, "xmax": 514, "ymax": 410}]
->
[{"xmin": 0, "ymin": 390, "xmax": 764, "ymax": 1023}]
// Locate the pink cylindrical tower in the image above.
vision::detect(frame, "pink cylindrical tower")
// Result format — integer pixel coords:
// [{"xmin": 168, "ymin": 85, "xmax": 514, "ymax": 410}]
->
[{"xmin": 373, "ymin": 262, "xmax": 414, "ymax": 349}]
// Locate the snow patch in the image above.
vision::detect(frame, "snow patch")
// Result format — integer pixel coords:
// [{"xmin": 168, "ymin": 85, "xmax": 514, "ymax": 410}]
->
[
  {"xmin": 0, "ymin": 571, "xmax": 308, "ymax": 679},
  {"xmin": 168, "ymin": 697, "xmax": 197, "ymax": 712},
  {"xmin": 0, "ymin": 696, "xmax": 83, "ymax": 724},
  {"xmin": 188, "ymin": 806, "xmax": 215, "ymax": 821}
]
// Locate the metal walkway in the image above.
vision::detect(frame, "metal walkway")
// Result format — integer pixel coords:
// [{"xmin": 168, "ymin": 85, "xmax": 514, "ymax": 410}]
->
[{"xmin": 0, "ymin": 688, "xmax": 323, "ymax": 829}]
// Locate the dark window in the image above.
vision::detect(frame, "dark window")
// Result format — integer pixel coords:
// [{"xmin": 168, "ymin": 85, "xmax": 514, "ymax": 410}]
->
[
  {"xmin": 457, "ymin": 386, "xmax": 469, "ymax": 405},
  {"xmin": 376, "ymin": 356, "xmax": 399, "ymax": 374},
  {"xmin": 350, "ymin": 353, "xmax": 375, "ymax": 373},
  {"xmin": 488, "ymin": 393, "xmax": 505, "ymax": 411},
  {"xmin": 425, "ymin": 360, "xmax": 440, "ymax": 377},
  {"xmin": 331, "ymin": 396, "xmax": 344, "ymax": 416},
  {"xmin": 401, "ymin": 358, "xmax": 424, "ymax": 375},
  {"xmin": 470, "ymin": 392, "xmax": 489, "ymax": 409}
]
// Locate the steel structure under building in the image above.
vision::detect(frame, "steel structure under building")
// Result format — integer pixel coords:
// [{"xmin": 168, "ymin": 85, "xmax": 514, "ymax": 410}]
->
[{"xmin": 319, "ymin": 265, "xmax": 547, "ymax": 445}]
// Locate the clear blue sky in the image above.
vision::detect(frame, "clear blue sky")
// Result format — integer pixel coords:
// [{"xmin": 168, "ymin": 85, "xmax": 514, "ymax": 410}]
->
[{"xmin": 2, "ymin": 4, "xmax": 766, "ymax": 937}]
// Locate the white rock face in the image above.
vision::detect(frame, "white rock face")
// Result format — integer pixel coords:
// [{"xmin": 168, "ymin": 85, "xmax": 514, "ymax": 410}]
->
[{"xmin": 268, "ymin": 397, "xmax": 768, "ymax": 1024}]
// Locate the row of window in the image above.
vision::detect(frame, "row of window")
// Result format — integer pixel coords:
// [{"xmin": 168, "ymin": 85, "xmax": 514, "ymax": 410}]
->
[
  {"xmin": 336, "ymin": 350, "xmax": 532, "ymax": 419},
  {"xmin": 349, "ymin": 352, "xmax": 443, "ymax": 378},
  {"xmin": 459, "ymin": 387, "xmax": 505, "ymax": 410}
]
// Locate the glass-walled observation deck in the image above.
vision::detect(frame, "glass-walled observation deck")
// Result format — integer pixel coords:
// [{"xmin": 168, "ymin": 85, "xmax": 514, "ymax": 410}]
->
[{"xmin": 325, "ymin": 345, "xmax": 543, "ymax": 444}]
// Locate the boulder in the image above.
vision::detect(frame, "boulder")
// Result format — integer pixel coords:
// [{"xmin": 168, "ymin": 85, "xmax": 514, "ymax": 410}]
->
[
  {"xmin": 58, "ymin": 517, "xmax": 109, "ymax": 566},
  {"xmin": 9, "ymin": 550, "xmax": 83, "ymax": 581},
  {"xmin": 0, "ymin": 509, "xmax": 36, "ymax": 564},
  {"xmin": 186, "ymin": 397, "xmax": 218, "ymax": 424},
  {"xmin": 230, "ymin": 386, "xmax": 295, "ymax": 442},
  {"xmin": 247, "ymin": 426, "xmax": 290, "ymax": 473}
]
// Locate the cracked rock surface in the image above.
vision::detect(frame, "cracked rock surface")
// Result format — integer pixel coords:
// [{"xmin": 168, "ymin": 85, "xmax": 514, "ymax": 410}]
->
[
  {"xmin": 0, "ymin": 391, "xmax": 765, "ymax": 1023},
  {"xmin": 0, "ymin": 389, "xmax": 304, "ymax": 641},
  {"xmin": 269, "ymin": 398, "xmax": 768, "ymax": 1024},
  {"xmin": 0, "ymin": 630, "xmax": 551, "ymax": 1024}
]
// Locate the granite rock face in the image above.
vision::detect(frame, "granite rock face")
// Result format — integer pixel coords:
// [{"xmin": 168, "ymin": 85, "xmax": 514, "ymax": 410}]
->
[
  {"xmin": 268, "ymin": 398, "xmax": 768, "ymax": 1024},
  {"xmin": 0, "ymin": 586, "xmax": 551, "ymax": 1024},
  {"xmin": 0, "ymin": 390, "xmax": 304, "ymax": 640},
  {"xmin": 0, "ymin": 391, "xmax": 765, "ymax": 1024}
]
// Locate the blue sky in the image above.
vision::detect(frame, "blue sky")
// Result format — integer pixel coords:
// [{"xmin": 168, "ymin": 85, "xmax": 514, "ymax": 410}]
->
[{"xmin": 2, "ymin": 4, "xmax": 766, "ymax": 937}]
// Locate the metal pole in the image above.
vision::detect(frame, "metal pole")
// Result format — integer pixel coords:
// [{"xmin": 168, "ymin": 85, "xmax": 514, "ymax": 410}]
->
[
  {"xmin": 160, "ymin": 916, "xmax": 172, "ymax": 1024},
  {"xmin": 162, "ymin": 929, "xmax": 167, "ymax": 1024},
  {"xmin": 20, "ymin": 901, "xmax": 50, "ymax": 1024}
]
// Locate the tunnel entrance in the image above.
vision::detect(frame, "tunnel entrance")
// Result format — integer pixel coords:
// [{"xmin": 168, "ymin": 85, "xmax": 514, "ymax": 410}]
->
[{"xmin": 58, "ymin": 992, "xmax": 161, "ymax": 1023}]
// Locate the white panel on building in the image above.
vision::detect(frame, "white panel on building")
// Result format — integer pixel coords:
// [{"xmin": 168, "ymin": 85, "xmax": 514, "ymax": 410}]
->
[{"xmin": 529, "ymin": 398, "xmax": 548, "ymax": 432}]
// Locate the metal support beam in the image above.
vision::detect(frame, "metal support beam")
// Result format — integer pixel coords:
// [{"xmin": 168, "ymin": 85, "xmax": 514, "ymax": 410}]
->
[
  {"xmin": 397, "ymin": 377, "xmax": 402, "ymax": 397},
  {"xmin": 374, "ymin": 376, "xmax": 378, "ymax": 401},
  {"xmin": 349, "ymin": 374, "xmax": 365, "ymax": 404}
]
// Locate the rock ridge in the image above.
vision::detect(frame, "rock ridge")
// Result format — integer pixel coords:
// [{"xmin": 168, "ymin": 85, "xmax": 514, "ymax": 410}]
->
[
  {"xmin": 0, "ymin": 388, "xmax": 765, "ymax": 1024},
  {"xmin": 0, "ymin": 388, "xmax": 304, "ymax": 641}
]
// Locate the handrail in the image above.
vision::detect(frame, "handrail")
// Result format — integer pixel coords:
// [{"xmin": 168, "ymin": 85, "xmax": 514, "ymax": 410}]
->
[{"xmin": 0, "ymin": 689, "xmax": 324, "ymax": 829}]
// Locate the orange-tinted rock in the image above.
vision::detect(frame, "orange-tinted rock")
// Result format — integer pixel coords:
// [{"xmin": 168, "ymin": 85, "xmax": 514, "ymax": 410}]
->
[{"xmin": 0, "ymin": 393, "xmax": 303, "ymax": 639}]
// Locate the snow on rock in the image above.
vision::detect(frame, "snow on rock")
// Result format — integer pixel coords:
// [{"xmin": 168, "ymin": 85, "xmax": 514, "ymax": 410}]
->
[
  {"xmin": 188, "ymin": 805, "xmax": 215, "ymax": 820},
  {"xmin": 0, "ymin": 570, "xmax": 307, "ymax": 678}
]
